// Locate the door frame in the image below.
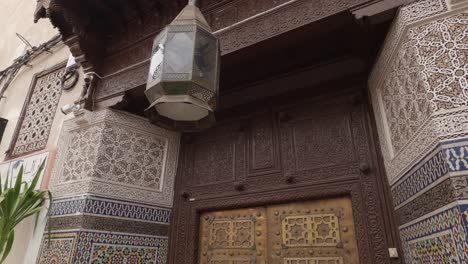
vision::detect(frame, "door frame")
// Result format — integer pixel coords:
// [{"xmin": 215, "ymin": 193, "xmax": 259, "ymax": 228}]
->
[{"xmin": 171, "ymin": 182, "xmax": 380, "ymax": 263}]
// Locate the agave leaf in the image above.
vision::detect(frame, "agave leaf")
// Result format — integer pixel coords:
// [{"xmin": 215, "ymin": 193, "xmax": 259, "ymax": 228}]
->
[
  {"xmin": 0, "ymin": 232, "xmax": 14, "ymax": 264},
  {"xmin": 0, "ymin": 228, "xmax": 9, "ymax": 257},
  {"xmin": 2, "ymin": 173, "xmax": 8, "ymax": 193},
  {"xmin": 27, "ymin": 162, "xmax": 44, "ymax": 193},
  {"xmin": 13, "ymin": 208, "xmax": 44, "ymax": 229},
  {"xmin": 12, "ymin": 166, "xmax": 23, "ymax": 199}
]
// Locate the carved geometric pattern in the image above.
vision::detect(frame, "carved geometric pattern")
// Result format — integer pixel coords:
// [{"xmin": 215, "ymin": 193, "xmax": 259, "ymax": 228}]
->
[
  {"xmin": 399, "ymin": 0, "xmax": 449, "ymax": 23},
  {"xmin": 210, "ymin": 221, "xmax": 231, "ymax": 248},
  {"xmin": 204, "ymin": 0, "xmax": 290, "ymax": 31},
  {"xmin": 283, "ymin": 216, "xmax": 310, "ymax": 247},
  {"xmin": 76, "ymin": 231, "xmax": 168, "ymax": 263},
  {"xmin": 209, "ymin": 220, "xmax": 255, "ymax": 249},
  {"xmin": 200, "ymin": 199, "xmax": 355, "ymax": 263},
  {"xmin": 284, "ymin": 257, "xmax": 343, "ymax": 264},
  {"xmin": 50, "ymin": 109, "xmax": 180, "ymax": 207},
  {"xmin": 62, "ymin": 122, "xmax": 166, "ymax": 190},
  {"xmin": 370, "ymin": 0, "xmax": 449, "ymax": 92},
  {"xmin": 215, "ymin": 0, "xmax": 379, "ymax": 54},
  {"xmin": 193, "ymin": 138, "xmax": 236, "ymax": 185},
  {"xmin": 36, "ymin": 230, "xmax": 169, "ymax": 264},
  {"xmin": 61, "ymin": 124, "xmax": 101, "ymax": 182},
  {"xmin": 90, "ymin": 244, "xmax": 160, "ymax": 263},
  {"xmin": 36, "ymin": 232, "xmax": 77, "ymax": 264},
  {"xmin": 381, "ymin": 36, "xmax": 433, "ymax": 153},
  {"xmin": 50, "ymin": 196, "xmax": 171, "ymax": 224},
  {"xmin": 282, "ymin": 214, "xmax": 340, "ymax": 247},
  {"xmin": 418, "ymin": 13, "xmax": 468, "ymax": 111},
  {"xmin": 12, "ymin": 66, "xmax": 65, "ymax": 156},
  {"xmin": 310, "ymin": 214, "xmax": 340, "ymax": 246},
  {"xmin": 369, "ymin": 0, "xmax": 463, "ymax": 185},
  {"xmin": 95, "ymin": 0, "xmax": 395, "ymax": 102},
  {"xmin": 391, "ymin": 147, "xmax": 449, "ymax": 207},
  {"xmin": 199, "ymin": 207, "xmax": 267, "ymax": 263},
  {"xmin": 399, "ymin": 203, "xmax": 468, "ymax": 263},
  {"xmin": 392, "ymin": 138, "xmax": 468, "ymax": 208},
  {"xmin": 176, "ymin": 96, "xmax": 385, "ymax": 264},
  {"xmin": 248, "ymin": 114, "xmax": 280, "ymax": 175},
  {"xmin": 395, "ymin": 176, "xmax": 455, "ymax": 225},
  {"xmin": 292, "ymin": 114, "xmax": 355, "ymax": 171},
  {"xmin": 381, "ymin": 13, "xmax": 468, "ymax": 154}
]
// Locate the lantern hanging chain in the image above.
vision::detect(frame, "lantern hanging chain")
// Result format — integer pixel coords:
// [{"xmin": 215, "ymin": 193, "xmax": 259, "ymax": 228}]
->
[{"xmin": 0, "ymin": 34, "xmax": 62, "ymax": 101}]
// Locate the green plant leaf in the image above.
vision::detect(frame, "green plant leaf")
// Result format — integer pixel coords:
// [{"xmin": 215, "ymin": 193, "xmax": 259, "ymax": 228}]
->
[
  {"xmin": 0, "ymin": 159, "xmax": 50, "ymax": 262},
  {"xmin": 0, "ymin": 232, "xmax": 14, "ymax": 264}
]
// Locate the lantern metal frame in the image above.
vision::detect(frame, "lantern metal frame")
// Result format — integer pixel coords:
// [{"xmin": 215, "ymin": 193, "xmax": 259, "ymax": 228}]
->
[{"xmin": 145, "ymin": 0, "xmax": 220, "ymax": 132}]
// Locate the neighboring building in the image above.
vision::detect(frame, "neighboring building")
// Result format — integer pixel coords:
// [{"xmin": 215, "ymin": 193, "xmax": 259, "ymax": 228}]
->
[
  {"xmin": 0, "ymin": 0, "xmax": 467, "ymax": 263},
  {"xmin": 0, "ymin": 1, "xmax": 83, "ymax": 263}
]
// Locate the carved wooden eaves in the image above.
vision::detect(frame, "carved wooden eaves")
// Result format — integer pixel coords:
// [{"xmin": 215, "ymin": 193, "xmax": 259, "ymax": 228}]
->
[{"xmin": 33, "ymin": 0, "xmax": 184, "ymax": 72}]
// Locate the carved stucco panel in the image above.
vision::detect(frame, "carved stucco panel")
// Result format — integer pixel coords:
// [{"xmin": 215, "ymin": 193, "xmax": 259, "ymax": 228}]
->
[
  {"xmin": 50, "ymin": 109, "xmax": 180, "ymax": 207},
  {"xmin": 381, "ymin": 35, "xmax": 433, "ymax": 154},
  {"xmin": 382, "ymin": 12, "xmax": 468, "ymax": 155},
  {"xmin": 12, "ymin": 67, "xmax": 65, "ymax": 157},
  {"xmin": 369, "ymin": 0, "xmax": 468, "ymax": 184}
]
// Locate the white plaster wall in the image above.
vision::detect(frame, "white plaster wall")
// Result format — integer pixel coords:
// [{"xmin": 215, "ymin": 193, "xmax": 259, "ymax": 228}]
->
[
  {"xmin": 0, "ymin": 1, "xmax": 84, "ymax": 263},
  {"xmin": 0, "ymin": 47, "xmax": 84, "ymax": 161},
  {"xmin": 0, "ymin": 0, "xmax": 59, "ymax": 69}
]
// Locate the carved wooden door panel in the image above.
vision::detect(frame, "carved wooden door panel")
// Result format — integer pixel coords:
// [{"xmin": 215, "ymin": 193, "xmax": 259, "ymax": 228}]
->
[
  {"xmin": 199, "ymin": 207, "xmax": 268, "ymax": 264},
  {"xmin": 199, "ymin": 197, "xmax": 359, "ymax": 264},
  {"xmin": 267, "ymin": 197, "xmax": 359, "ymax": 264}
]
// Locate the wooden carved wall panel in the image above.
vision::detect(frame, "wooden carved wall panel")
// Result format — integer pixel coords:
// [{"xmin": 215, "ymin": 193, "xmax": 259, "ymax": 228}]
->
[
  {"xmin": 170, "ymin": 90, "xmax": 397, "ymax": 264},
  {"xmin": 93, "ymin": 0, "xmax": 382, "ymax": 103},
  {"xmin": 201, "ymin": 0, "xmax": 291, "ymax": 31},
  {"xmin": 101, "ymin": 39, "xmax": 153, "ymax": 76},
  {"xmin": 193, "ymin": 136, "xmax": 236, "ymax": 185},
  {"xmin": 291, "ymin": 113, "xmax": 354, "ymax": 169},
  {"xmin": 188, "ymin": 122, "xmax": 246, "ymax": 188},
  {"xmin": 279, "ymin": 101, "xmax": 359, "ymax": 183},
  {"xmin": 247, "ymin": 113, "xmax": 281, "ymax": 177}
]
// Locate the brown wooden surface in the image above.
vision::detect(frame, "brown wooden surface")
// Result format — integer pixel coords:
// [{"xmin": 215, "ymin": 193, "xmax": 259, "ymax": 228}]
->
[
  {"xmin": 268, "ymin": 197, "xmax": 359, "ymax": 264},
  {"xmin": 169, "ymin": 81, "xmax": 401, "ymax": 263},
  {"xmin": 198, "ymin": 197, "xmax": 358, "ymax": 264}
]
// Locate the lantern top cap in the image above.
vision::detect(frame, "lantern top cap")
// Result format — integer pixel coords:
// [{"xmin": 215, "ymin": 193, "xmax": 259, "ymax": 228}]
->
[{"xmin": 170, "ymin": 1, "xmax": 212, "ymax": 32}]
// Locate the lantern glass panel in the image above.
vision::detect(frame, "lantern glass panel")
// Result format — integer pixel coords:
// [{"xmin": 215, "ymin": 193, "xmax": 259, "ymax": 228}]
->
[
  {"xmin": 148, "ymin": 34, "xmax": 166, "ymax": 83},
  {"xmin": 193, "ymin": 28, "xmax": 218, "ymax": 90},
  {"xmin": 164, "ymin": 31, "xmax": 195, "ymax": 74}
]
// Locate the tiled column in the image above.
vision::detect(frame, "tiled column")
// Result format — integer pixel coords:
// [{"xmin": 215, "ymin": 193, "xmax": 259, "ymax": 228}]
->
[
  {"xmin": 370, "ymin": 0, "xmax": 468, "ymax": 262},
  {"xmin": 35, "ymin": 109, "xmax": 179, "ymax": 263}
]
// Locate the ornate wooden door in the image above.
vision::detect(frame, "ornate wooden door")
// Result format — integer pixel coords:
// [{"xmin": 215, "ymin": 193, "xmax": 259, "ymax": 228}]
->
[
  {"xmin": 199, "ymin": 197, "xmax": 359, "ymax": 264},
  {"xmin": 199, "ymin": 207, "xmax": 268, "ymax": 263}
]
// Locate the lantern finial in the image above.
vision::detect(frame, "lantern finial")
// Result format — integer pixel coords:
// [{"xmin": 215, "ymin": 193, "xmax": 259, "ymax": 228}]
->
[{"xmin": 188, "ymin": 0, "xmax": 198, "ymax": 6}]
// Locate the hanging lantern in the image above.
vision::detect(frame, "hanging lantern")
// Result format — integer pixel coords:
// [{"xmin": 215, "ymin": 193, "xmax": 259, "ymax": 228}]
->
[{"xmin": 145, "ymin": 0, "xmax": 220, "ymax": 131}]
